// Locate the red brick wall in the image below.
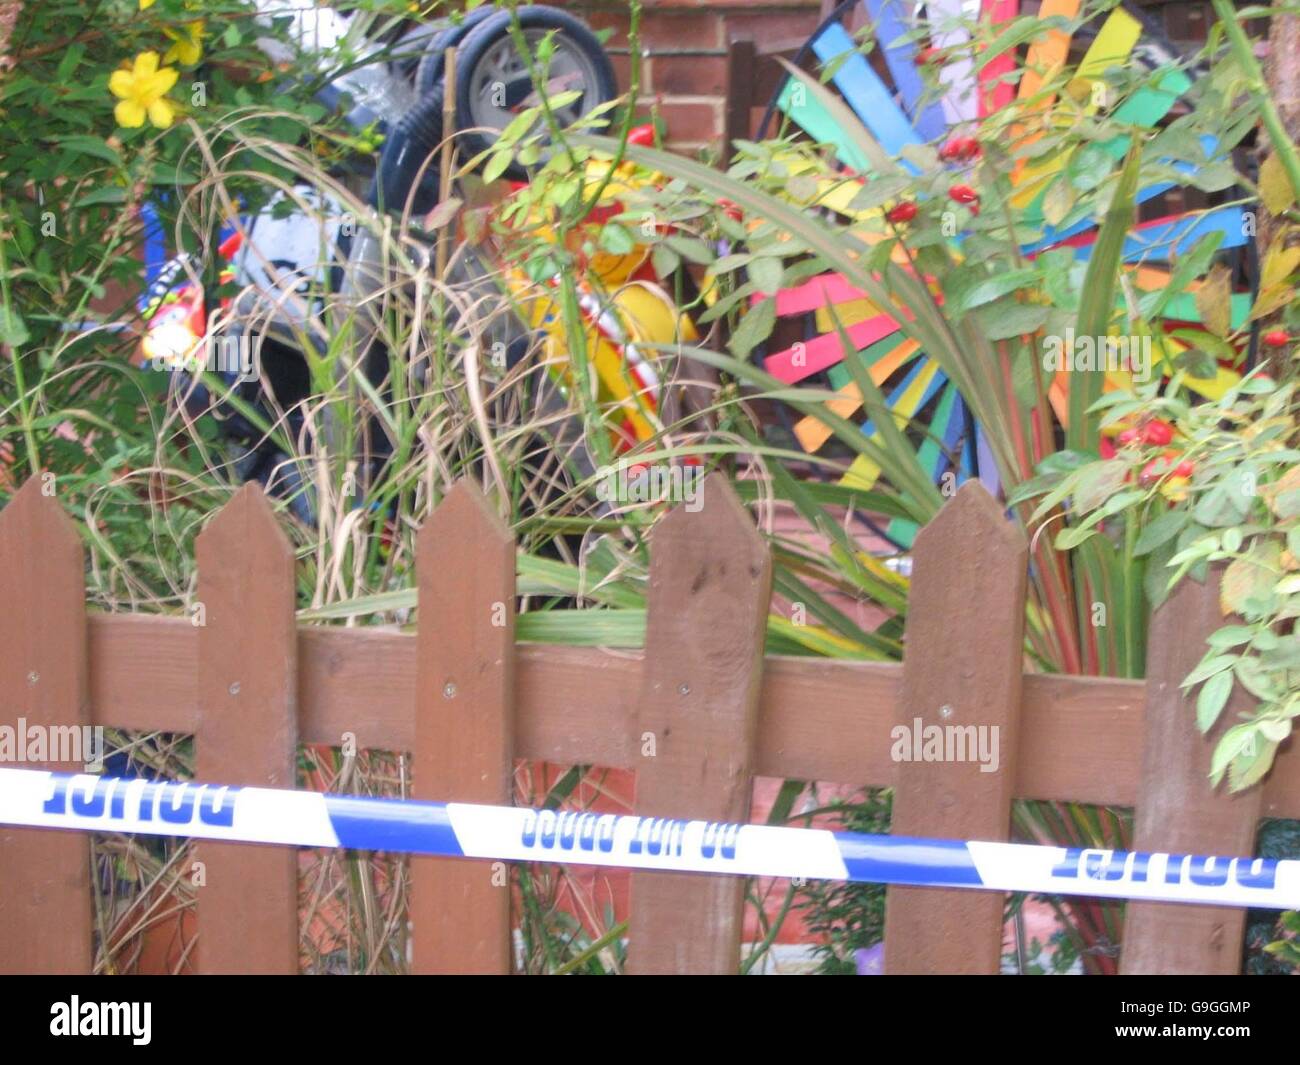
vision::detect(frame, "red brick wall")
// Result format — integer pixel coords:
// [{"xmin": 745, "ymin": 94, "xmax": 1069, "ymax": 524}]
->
[
  {"xmin": 564, "ymin": 1, "xmax": 822, "ymax": 154},
  {"xmin": 556, "ymin": 1, "xmax": 1224, "ymax": 153}
]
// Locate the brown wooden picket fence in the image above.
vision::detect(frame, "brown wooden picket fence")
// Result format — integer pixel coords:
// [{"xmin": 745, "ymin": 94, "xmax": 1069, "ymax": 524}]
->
[{"xmin": 0, "ymin": 472, "xmax": 1296, "ymax": 975}]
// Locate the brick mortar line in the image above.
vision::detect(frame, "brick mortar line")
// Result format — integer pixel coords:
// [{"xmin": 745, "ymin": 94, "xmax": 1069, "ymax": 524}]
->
[{"xmin": 611, "ymin": 48, "xmax": 730, "ymax": 56}]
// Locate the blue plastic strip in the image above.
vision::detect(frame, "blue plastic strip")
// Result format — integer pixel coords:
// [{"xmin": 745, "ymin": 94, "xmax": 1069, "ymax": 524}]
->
[
  {"xmin": 1090, "ymin": 204, "xmax": 1248, "ymax": 264},
  {"xmin": 812, "ymin": 22, "xmax": 922, "ymax": 166},
  {"xmin": 861, "ymin": 0, "xmax": 949, "ymax": 142}
]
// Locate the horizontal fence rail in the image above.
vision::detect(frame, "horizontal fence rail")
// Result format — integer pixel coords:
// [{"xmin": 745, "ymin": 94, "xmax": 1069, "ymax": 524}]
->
[{"xmin": 80, "ymin": 616, "xmax": 1300, "ymax": 818}]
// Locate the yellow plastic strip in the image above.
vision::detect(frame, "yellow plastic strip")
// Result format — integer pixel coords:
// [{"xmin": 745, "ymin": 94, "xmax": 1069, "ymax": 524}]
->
[
  {"xmin": 1017, "ymin": 0, "xmax": 1082, "ymax": 103},
  {"xmin": 1011, "ymin": 8, "xmax": 1141, "ymax": 206},
  {"xmin": 815, "ymin": 298, "xmax": 881, "ymax": 331},
  {"xmin": 1075, "ymin": 8, "xmax": 1144, "ymax": 82},
  {"xmin": 1008, "ymin": 0, "xmax": 1083, "ymax": 186},
  {"xmin": 839, "ymin": 359, "xmax": 942, "ymax": 490},
  {"xmin": 793, "ymin": 338, "xmax": 920, "ymax": 452}
]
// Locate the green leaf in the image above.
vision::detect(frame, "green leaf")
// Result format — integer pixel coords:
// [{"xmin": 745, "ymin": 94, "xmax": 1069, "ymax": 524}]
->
[
  {"xmin": 1206, "ymin": 624, "xmax": 1257, "ymax": 649},
  {"xmin": 728, "ymin": 295, "xmax": 775, "ymax": 359},
  {"xmin": 497, "ymin": 108, "xmax": 538, "ymax": 148},
  {"xmin": 848, "ymin": 175, "xmax": 912, "ymax": 211},
  {"xmin": 1234, "ymin": 657, "xmax": 1280, "ymax": 701},
  {"xmin": 1140, "ymin": 231, "xmax": 1224, "ymax": 320},
  {"xmin": 1042, "ymin": 178, "xmax": 1075, "ymax": 227},
  {"xmin": 1260, "ymin": 635, "xmax": 1300, "ymax": 670},
  {"xmin": 1038, "ymin": 449, "xmax": 1095, "ymax": 477},
  {"xmin": 75, "ymin": 187, "xmax": 126, "ymax": 208},
  {"xmin": 517, "ymin": 609, "xmax": 645, "ymax": 647},
  {"xmin": 1096, "ymin": 487, "xmax": 1146, "ymax": 520},
  {"xmin": 483, "ymin": 150, "xmax": 513, "ymax": 184},
  {"xmin": 1196, "ymin": 669, "xmax": 1234, "ymax": 732},
  {"xmin": 0, "ymin": 307, "xmax": 29, "ymax": 347},
  {"xmin": 652, "ymin": 243, "xmax": 681, "ymax": 279},
  {"xmin": 1074, "ymin": 460, "xmax": 1129, "ymax": 513},
  {"xmin": 665, "ymin": 235, "xmax": 713, "ymax": 265},
  {"xmin": 54, "ymin": 134, "xmax": 119, "ymax": 165},
  {"xmin": 976, "ymin": 300, "xmax": 1048, "ymax": 341},
  {"xmin": 55, "ymin": 43, "xmax": 86, "ymax": 81},
  {"xmin": 1227, "ymin": 734, "xmax": 1279, "ymax": 791},
  {"xmin": 147, "ymin": 162, "xmax": 200, "ymax": 185},
  {"xmin": 1193, "ymin": 482, "xmax": 1250, "ymax": 528},
  {"xmin": 1186, "ymin": 159, "xmax": 1238, "ymax": 194},
  {"xmin": 1258, "ymin": 717, "xmax": 1293, "ymax": 743},
  {"xmin": 1210, "ymin": 722, "xmax": 1260, "ymax": 788},
  {"xmin": 944, "ymin": 266, "xmax": 1041, "ymax": 314},
  {"xmin": 1134, "ymin": 509, "xmax": 1189, "ymax": 556},
  {"xmin": 1068, "ymin": 146, "xmax": 1113, "ymax": 192},
  {"xmin": 1144, "ymin": 534, "xmax": 1179, "ymax": 609},
  {"xmin": 1055, "ymin": 524, "xmax": 1099, "ymax": 550},
  {"xmin": 748, "ymin": 256, "xmax": 784, "ymax": 296},
  {"xmin": 1182, "ymin": 653, "xmax": 1239, "ymax": 688},
  {"xmin": 599, "ymin": 223, "xmax": 636, "ymax": 255}
]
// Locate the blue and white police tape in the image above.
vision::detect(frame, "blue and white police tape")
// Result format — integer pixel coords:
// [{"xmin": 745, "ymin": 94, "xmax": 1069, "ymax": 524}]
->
[{"xmin": 1, "ymin": 767, "xmax": 1296, "ymax": 909}]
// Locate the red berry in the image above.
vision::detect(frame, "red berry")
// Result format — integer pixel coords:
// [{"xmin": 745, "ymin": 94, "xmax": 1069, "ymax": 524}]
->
[
  {"xmin": 886, "ymin": 201, "xmax": 918, "ymax": 224},
  {"xmin": 1138, "ymin": 459, "xmax": 1163, "ymax": 488},
  {"xmin": 916, "ymin": 46, "xmax": 941, "ymax": 66},
  {"xmin": 1140, "ymin": 419, "xmax": 1174, "ymax": 446},
  {"xmin": 940, "ymin": 136, "xmax": 981, "ymax": 163},
  {"xmin": 627, "ymin": 124, "xmax": 656, "ymax": 147},
  {"xmin": 717, "ymin": 197, "xmax": 742, "ymax": 221},
  {"xmin": 1116, "ymin": 428, "xmax": 1139, "ymax": 446},
  {"xmin": 1263, "ymin": 329, "xmax": 1290, "ymax": 348},
  {"xmin": 1173, "ymin": 459, "xmax": 1195, "ymax": 478},
  {"xmin": 948, "ymin": 184, "xmax": 979, "ymax": 205}
]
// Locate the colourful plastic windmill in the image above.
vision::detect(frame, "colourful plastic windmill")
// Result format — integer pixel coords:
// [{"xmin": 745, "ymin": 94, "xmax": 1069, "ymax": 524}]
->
[{"xmin": 753, "ymin": 0, "xmax": 1254, "ymax": 547}]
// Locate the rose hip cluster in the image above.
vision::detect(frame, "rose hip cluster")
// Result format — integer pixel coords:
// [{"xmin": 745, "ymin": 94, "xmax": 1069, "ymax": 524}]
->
[
  {"xmin": 1102, "ymin": 417, "xmax": 1195, "ymax": 500},
  {"xmin": 886, "ymin": 137, "xmax": 982, "ymax": 226}
]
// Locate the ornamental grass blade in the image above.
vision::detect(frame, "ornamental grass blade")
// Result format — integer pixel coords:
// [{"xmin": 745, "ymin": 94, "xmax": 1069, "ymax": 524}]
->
[{"xmin": 1070, "ymin": 144, "xmax": 1140, "ymax": 452}]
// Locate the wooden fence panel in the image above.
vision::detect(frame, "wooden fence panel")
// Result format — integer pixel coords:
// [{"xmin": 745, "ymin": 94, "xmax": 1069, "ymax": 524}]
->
[
  {"xmin": 0, "ymin": 478, "xmax": 92, "ymax": 974},
  {"xmin": 723, "ymin": 39, "xmax": 756, "ymax": 160},
  {"xmin": 2, "ymin": 474, "xmax": 1297, "ymax": 975},
  {"xmin": 412, "ymin": 481, "xmax": 515, "ymax": 974},
  {"xmin": 884, "ymin": 483, "xmax": 1028, "ymax": 974},
  {"xmin": 1120, "ymin": 568, "xmax": 1263, "ymax": 975},
  {"xmin": 194, "ymin": 484, "xmax": 299, "ymax": 974},
  {"xmin": 627, "ymin": 474, "xmax": 772, "ymax": 974}
]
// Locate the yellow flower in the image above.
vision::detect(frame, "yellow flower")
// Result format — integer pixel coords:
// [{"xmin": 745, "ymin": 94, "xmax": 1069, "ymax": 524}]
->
[
  {"xmin": 139, "ymin": 0, "xmax": 156, "ymax": 8},
  {"xmin": 1159, "ymin": 475, "xmax": 1191, "ymax": 503},
  {"xmin": 162, "ymin": 21, "xmax": 205, "ymax": 67},
  {"xmin": 109, "ymin": 52, "xmax": 179, "ymax": 129}
]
